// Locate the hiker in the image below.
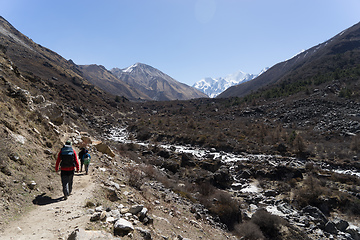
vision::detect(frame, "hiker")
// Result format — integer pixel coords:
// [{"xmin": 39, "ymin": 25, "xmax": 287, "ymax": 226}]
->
[
  {"xmin": 55, "ymin": 140, "xmax": 79, "ymax": 200},
  {"xmin": 78, "ymin": 147, "xmax": 86, "ymax": 172},
  {"xmin": 82, "ymin": 149, "xmax": 91, "ymax": 175}
]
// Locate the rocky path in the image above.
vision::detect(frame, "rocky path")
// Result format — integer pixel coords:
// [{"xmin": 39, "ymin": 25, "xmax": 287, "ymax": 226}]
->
[{"xmin": 1, "ymin": 172, "xmax": 95, "ymax": 240}]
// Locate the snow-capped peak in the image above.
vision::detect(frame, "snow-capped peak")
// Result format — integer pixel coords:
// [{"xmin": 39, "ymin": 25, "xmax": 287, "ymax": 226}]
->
[
  {"xmin": 193, "ymin": 68, "xmax": 268, "ymax": 98},
  {"xmin": 122, "ymin": 63, "xmax": 140, "ymax": 73}
]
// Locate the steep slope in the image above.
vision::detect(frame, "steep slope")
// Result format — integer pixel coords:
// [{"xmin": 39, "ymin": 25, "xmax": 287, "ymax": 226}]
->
[
  {"xmin": 111, "ymin": 63, "xmax": 208, "ymax": 101},
  {"xmin": 0, "ymin": 16, "xmax": 123, "ymax": 114},
  {"xmin": 79, "ymin": 64, "xmax": 151, "ymax": 101},
  {"xmin": 218, "ymin": 21, "xmax": 360, "ymax": 98},
  {"xmin": 0, "ymin": 16, "xmax": 128, "ymax": 225}
]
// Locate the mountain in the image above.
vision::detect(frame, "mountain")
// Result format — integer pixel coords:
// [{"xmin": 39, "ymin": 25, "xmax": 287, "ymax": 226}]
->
[
  {"xmin": 193, "ymin": 69, "xmax": 268, "ymax": 98},
  {"xmin": 79, "ymin": 64, "xmax": 151, "ymax": 101},
  {"xmin": 2, "ymin": 15, "xmax": 360, "ymax": 240},
  {"xmin": 111, "ymin": 63, "xmax": 208, "ymax": 101},
  {"xmin": 0, "ymin": 16, "xmax": 123, "ymax": 116},
  {"xmin": 218, "ymin": 21, "xmax": 360, "ymax": 98}
]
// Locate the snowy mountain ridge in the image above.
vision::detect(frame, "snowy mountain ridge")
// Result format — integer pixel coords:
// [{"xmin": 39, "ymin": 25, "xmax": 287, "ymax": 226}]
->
[{"xmin": 193, "ymin": 68, "xmax": 268, "ymax": 98}]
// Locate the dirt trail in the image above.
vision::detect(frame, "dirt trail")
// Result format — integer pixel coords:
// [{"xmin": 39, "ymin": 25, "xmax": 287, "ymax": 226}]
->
[{"xmin": 1, "ymin": 172, "xmax": 95, "ymax": 240}]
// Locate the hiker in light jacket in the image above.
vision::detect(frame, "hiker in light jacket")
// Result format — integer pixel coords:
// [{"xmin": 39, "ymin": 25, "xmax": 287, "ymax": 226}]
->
[
  {"xmin": 55, "ymin": 140, "xmax": 79, "ymax": 200},
  {"xmin": 82, "ymin": 149, "xmax": 91, "ymax": 175}
]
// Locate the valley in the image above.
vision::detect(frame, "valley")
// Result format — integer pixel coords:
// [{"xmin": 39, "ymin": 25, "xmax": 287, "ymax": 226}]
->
[{"xmin": 1, "ymin": 15, "xmax": 360, "ymax": 239}]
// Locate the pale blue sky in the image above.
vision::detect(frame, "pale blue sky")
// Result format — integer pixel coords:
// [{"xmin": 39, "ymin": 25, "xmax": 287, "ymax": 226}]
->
[{"xmin": 2, "ymin": 0, "xmax": 360, "ymax": 85}]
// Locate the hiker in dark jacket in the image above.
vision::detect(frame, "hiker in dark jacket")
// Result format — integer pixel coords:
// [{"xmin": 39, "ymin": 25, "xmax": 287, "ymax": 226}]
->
[
  {"xmin": 78, "ymin": 147, "xmax": 86, "ymax": 172},
  {"xmin": 55, "ymin": 140, "xmax": 79, "ymax": 200}
]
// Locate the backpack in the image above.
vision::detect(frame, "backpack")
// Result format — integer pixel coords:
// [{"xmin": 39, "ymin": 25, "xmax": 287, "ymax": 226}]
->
[
  {"xmin": 83, "ymin": 153, "xmax": 91, "ymax": 165},
  {"xmin": 60, "ymin": 146, "xmax": 75, "ymax": 168}
]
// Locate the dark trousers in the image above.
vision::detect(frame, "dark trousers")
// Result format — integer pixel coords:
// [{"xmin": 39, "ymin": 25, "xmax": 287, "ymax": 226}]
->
[{"xmin": 61, "ymin": 170, "xmax": 74, "ymax": 197}]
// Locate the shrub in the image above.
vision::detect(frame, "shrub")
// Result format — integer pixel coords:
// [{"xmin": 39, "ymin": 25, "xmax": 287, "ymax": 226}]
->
[
  {"xmin": 125, "ymin": 165, "xmax": 144, "ymax": 190},
  {"xmin": 234, "ymin": 221, "xmax": 265, "ymax": 240},
  {"xmin": 251, "ymin": 208, "xmax": 285, "ymax": 239},
  {"xmin": 200, "ymin": 189, "xmax": 242, "ymax": 230},
  {"xmin": 293, "ymin": 176, "xmax": 330, "ymax": 211}
]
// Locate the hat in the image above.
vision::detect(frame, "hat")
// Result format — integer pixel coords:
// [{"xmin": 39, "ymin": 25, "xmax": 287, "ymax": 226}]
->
[{"xmin": 65, "ymin": 140, "xmax": 72, "ymax": 145}]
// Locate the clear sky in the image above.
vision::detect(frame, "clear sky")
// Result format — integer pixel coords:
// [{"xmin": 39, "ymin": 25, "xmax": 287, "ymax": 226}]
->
[{"xmin": 2, "ymin": 0, "xmax": 360, "ymax": 86}]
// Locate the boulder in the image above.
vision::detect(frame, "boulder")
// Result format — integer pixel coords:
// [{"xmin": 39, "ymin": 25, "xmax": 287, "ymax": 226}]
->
[
  {"xmin": 95, "ymin": 143, "xmax": 115, "ymax": 157},
  {"xmin": 200, "ymin": 159, "xmax": 222, "ymax": 172},
  {"xmin": 346, "ymin": 226, "xmax": 360, "ymax": 240},
  {"xmin": 212, "ymin": 166, "xmax": 233, "ymax": 189},
  {"xmin": 128, "ymin": 204, "xmax": 144, "ymax": 215},
  {"xmin": 302, "ymin": 205, "xmax": 327, "ymax": 227},
  {"xmin": 161, "ymin": 159, "xmax": 180, "ymax": 173},
  {"xmin": 114, "ymin": 218, "xmax": 134, "ymax": 237},
  {"xmin": 324, "ymin": 221, "xmax": 338, "ymax": 234},
  {"xmin": 139, "ymin": 207, "xmax": 148, "ymax": 222},
  {"xmin": 269, "ymin": 166, "xmax": 303, "ymax": 180},
  {"xmin": 334, "ymin": 219, "xmax": 349, "ymax": 232},
  {"xmin": 181, "ymin": 153, "xmax": 196, "ymax": 167},
  {"xmin": 157, "ymin": 150, "xmax": 170, "ymax": 158}
]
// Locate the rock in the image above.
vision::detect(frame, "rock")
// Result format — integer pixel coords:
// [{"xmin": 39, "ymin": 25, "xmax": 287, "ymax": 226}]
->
[
  {"xmin": 106, "ymin": 217, "xmax": 116, "ymax": 223},
  {"xmin": 135, "ymin": 227, "xmax": 152, "ymax": 240},
  {"xmin": 269, "ymin": 166, "xmax": 303, "ymax": 180},
  {"xmin": 139, "ymin": 207, "xmax": 148, "ymax": 222},
  {"xmin": 100, "ymin": 211, "xmax": 107, "ymax": 221},
  {"xmin": 67, "ymin": 228, "xmax": 113, "ymax": 240},
  {"xmin": 237, "ymin": 169, "xmax": 252, "ymax": 179},
  {"xmin": 129, "ymin": 204, "xmax": 144, "ymax": 215},
  {"xmin": 302, "ymin": 205, "xmax": 327, "ymax": 226},
  {"xmin": 32, "ymin": 95, "xmax": 45, "ymax": 104},
  {"xmin": 346, "ymin": 226, "xmax": 360, "ymax": 240},
  {"xmin": 40, "ymin": 102, "xmax": 63, "ymax": 126},
  {"xmin": 27, "ymin": 181, "xmax": 36, "ymax": 190},
  {"xmin": 264, "ymin": 190, "xmax": 277, "ymax": 197},
  {"xmin": 158, "ymin": 150, "xmax": 170, "ymax": 158},
  {"xmin": 161, "ymin": 159, "xmax": 180, "ymax": 173},
  {"xmin": 90, "ymin": 212, "xmax": 101, "ymax": 222},
  {"xmin": 95, "ymin": 143, "xmax": 115, "ymax": 157},
  {"xmin": 44, "ymin": 149, "xmax": 53, "ymax": 155},
  {"xmin": 95, "ymin": 206, "xmax": 104, "ymax": 212},
  {"xmin": 181, "ymin": 153, "xmax": 196, "ymax": 167},
  {"xmin": 114, "ymin": 218, "xmax": 134, "ymax": 237},
  {"xmin": 334, "ymin": 219, "xmax": 349, "ymax": 232},
  {"xmin": 324, "ymin": 221, "xmax": 338, "ymax": 234},
  {"xmin": 213, "ymin": 166, "xmax": 233, "ymax": 189},
  {"xmin": 111, "ymin": 209, "xmax": 121, "ymax": 219},
  {"xmin": 200, "ymin": 159, "xmax": 222, "ymax": 173}
]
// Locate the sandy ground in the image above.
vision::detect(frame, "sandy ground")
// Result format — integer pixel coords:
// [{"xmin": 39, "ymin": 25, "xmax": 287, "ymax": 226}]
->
[{"xmin": 1, "ymin": 172, "xmax": 95, "ymax": 240}]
